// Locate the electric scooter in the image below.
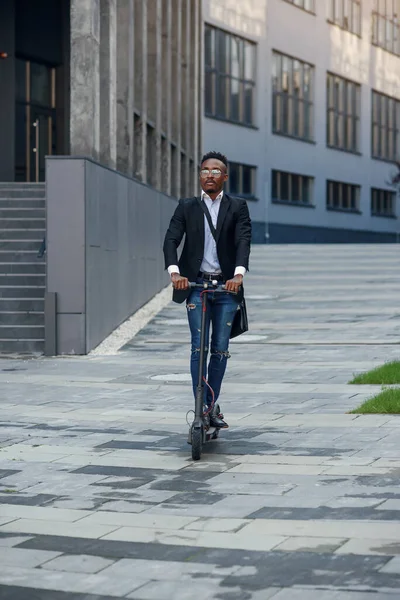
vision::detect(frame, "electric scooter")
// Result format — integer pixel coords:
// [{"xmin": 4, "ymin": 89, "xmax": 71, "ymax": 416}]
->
[{"xmin": 186, "ymin": 280, "xmax": 236, "ymax": 461}]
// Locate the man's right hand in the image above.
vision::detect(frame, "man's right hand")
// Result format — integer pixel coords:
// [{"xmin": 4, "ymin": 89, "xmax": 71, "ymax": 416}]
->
[{"xmin": 171, "ymin": 273, "xmax": 189, "ymax": 290}]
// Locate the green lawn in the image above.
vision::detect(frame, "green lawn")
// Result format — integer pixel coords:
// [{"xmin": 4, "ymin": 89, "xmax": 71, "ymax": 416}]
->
[
  {"xmin": 350, "ymin": 388, "xmax": 400, "ymax": 414},
  {"xmin": 349, "ymin": 361, "xmax": 400, "ymax": 385}
]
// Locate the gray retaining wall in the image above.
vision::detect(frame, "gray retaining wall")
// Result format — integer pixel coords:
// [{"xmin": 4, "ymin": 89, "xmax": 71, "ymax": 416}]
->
[{"xmin": 46, "ymin": 156, "xmax": 175, "ymax": 354}]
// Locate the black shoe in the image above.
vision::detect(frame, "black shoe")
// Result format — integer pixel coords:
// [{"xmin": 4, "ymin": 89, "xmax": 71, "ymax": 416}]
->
[
  {"xmin": 209, "ymin": 404, "xmax": 229, "ymax": 429},
  {"xmin": 202, "ymin": 411, "xmax": 210, "ymax": 430}
]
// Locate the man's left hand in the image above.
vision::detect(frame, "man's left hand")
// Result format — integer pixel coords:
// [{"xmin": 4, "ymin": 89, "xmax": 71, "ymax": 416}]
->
[{"xmin": 225, "ymin": 274, "xmax": 243, "ymax": 293}]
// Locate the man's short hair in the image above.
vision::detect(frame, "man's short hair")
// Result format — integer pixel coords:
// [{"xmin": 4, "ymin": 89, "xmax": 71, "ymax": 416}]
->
[{"xmin": 200, "ymin": 151, "xmax": 228, "ymax": 169}]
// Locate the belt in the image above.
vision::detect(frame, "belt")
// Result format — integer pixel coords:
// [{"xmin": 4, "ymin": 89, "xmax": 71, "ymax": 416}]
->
[{"xmin": 198, "ymin": 271, "xmax": 224, "ymax": 282}]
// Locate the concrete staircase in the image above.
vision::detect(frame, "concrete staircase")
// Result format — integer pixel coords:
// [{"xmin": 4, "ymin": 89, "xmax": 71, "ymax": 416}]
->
[{"xmin": 0, "ymin": 183, "xmax": 46, "ymax": 354}]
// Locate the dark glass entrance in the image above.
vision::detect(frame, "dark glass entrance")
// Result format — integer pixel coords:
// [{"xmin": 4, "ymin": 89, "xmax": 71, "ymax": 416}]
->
[{"xmin": 15, "ymin": 58, "xmax": 57, "ymax": 182}]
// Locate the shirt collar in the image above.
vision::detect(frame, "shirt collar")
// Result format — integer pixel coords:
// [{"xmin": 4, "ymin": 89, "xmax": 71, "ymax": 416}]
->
[{"xmin": 201, "ymin": 190, "xmax": 224, "ymax": 203}]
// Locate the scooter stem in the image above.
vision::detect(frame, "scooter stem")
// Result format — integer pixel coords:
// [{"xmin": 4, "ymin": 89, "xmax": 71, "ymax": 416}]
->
[{"xmin": 195, "ymin": 291, "xmax": 208, "ymax": 420}]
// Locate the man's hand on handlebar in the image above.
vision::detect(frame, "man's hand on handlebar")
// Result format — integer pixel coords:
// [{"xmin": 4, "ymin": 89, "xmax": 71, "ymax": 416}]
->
[
  {"xmin": 171, "ymin": 272, "xmax": 242, "ymax": 292},
  {"xmin": 171, "ymin": 272, "xmax": 189, "ymax": 290},
  {"xmin": 225, "ymin": 274, "xmax": 243, "ymax": 293}
]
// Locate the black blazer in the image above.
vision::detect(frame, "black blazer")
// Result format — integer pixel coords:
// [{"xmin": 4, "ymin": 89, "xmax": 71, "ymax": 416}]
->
[{"xmin": 163, "ymin": 194, "xmax": 252, "ymax": 304}]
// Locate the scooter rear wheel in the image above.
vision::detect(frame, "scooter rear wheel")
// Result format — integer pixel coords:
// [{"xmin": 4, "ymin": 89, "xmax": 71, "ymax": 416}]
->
[{"xmin": 191, "ymin": 426, "xmax": 202, "ymax": 461}]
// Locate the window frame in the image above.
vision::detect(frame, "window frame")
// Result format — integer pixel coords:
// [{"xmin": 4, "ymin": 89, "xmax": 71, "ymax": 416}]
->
[
  {"xmin": 227, "ymin": 161, "xmax": 258, "ymax": 199},
  {"xmin": 326, "ymin": 179, "xmax": 361, "ymax": 212},
  {"xmin": 282, "ymin": 0, "xmax": 316, "ymax": 14},
  {"xmin": 205, "ymin": 24, "xmax": 257, "ymax": 128},
  {"xmin": 271, "ymin": 169, "xmax": 315, "ymax": 206},
  {"xmin": 371, "ymin": 90, "xmax": 400, "ymax": 162},
  {"xmin": 327, "ymin": 0, "xmax": 362, "ymax": 37},
  {"xmin": 371, "ymin": 0, "xmax": 400, "ymax": 57},
  {"xmin": 326, "ymin": 72, "xmax": 361, "ymax": 154},
  {"xmin": 371, "ymin": 187, "xmax": 397, "ymax": 217},
  {"xmin": 272, "ymin": 51, "xmax": 315, "ymax": 143}
]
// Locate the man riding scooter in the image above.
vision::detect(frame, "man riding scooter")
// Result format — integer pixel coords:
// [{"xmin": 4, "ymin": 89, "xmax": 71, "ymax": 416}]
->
[{"xmin": 163, "ymin": 151, "xmax": 252, "ymax": 429}]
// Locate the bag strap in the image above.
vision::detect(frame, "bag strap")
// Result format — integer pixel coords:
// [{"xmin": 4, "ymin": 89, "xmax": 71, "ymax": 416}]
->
[{"xmin": 197, "ymin": 197, "xmax": 217, "ymax": 242}]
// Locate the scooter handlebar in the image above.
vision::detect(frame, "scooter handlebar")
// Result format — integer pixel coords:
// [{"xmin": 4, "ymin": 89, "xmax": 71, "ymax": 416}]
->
[{"xmin": 188, "ymin": 282, "xmax": 237, "ymax": 294}]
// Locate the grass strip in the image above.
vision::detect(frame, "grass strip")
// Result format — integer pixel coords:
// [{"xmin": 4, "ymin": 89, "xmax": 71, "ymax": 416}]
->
[
  {"xmin": 350, "ymin": 387, "xmax": 400, "ymax": 414},
  {"xmin": 349, "ymin": 361, "xmax": 400, "ymax": 385}
]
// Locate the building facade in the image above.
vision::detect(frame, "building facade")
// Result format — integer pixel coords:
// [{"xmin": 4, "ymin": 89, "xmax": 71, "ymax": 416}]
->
[
  {"xmin": 202, "ymin": 0, "xmax": 400, "ymax": 242},
  {"xmin": 0, "ymin": 0, "xmax": 202, "ymax": 355},
  {"xmin": 0, "ymin": 0, "xmax": 202, "ymax": 197}
]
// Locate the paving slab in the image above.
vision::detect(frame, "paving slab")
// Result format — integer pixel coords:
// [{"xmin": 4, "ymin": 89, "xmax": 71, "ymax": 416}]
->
[
  {"xmin": 0, "ymin": 547, "xmax": 62, "ymax": 568},
  {"xmin": 42, "ymin": 554, "xmax": 115, "ymax": 574},
  {"xmin": 0, "ymin": 245, "xmax": 399, "ymax": 597}
]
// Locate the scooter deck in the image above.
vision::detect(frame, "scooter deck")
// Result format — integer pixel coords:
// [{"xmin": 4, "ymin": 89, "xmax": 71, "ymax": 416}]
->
[{"xmin": 205, "ymin": 427, "xmax": 220, "ymax": 442}]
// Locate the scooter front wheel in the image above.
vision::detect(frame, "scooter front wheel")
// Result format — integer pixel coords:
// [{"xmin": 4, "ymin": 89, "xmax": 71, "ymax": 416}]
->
[{"xmin": 191, "ymin": 425, "xmax": 202, "ymax": 461}]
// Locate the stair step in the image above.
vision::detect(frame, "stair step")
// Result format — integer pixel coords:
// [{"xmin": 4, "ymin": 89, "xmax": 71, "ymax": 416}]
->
[
  {"xmin": 0, "ymin": 183, "xmax": 45, "ymax": 189},
  {"xmin": 0, "ymin": 275, "xmax": 45, "ymax": 286},
  {"xmin": 0, "ymin": 230, "xmax": 45, "ymax": 241},
  {"xmin": 0, "ymin": 219, "xmax": 45, "ymax": 229},
  {"xmin": 0, "ymin": 299, "xmax": 44, "ymax": 311},
  {"xmin": 0, "ymin": 325, "xmax": 44, "ymax": 339},
  {"xmin": 0, "ymin": 286, "xmax": 45, "ymax": 298},
  {"xmin": 0, "ymin": 312, "xmax": 44, "ymax": 325},
  {"xmin": 0, "ymin": 241, "xmax": 44, "ymax": 251},
  {"xmin": 0, "ymin": 208, "xmax": 45, "ymax": 218},
  {"xmin": 0, "ymin": 263, "xmax": 46, "ymax": 275},
  {"xmin": 0, "ymin": 186, "xmax": 47, "ymax": 354},
  {"xmin": 0, "ymin": 190, "xmax": 45, "ymax": 199},
  {"xmin": 0, "ymin": 339, "xmax": 44, "ymax": 354},
  {"xmin": 0, "ymin": 251, "xmax": 45, "ymax": 262},
  {"xmin": 0, "ymin": 183, "xmax": 45, "ymax": 196},
  {"xmin": 0, "ymin": 199, "xmax": 45, "ymax": 208}
]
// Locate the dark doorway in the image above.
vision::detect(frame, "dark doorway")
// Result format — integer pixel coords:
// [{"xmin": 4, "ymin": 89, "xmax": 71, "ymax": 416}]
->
[
  {"xmin": 15, "ymin": 59, "xmax": 57, "ymax": 182},
  {"xmin": 13, "ymin": 0, "xmax": 69, "ymax": 182}
]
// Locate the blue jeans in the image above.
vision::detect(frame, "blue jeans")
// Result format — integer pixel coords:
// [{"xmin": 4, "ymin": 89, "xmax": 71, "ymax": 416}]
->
[{"xmin": 186, "ymin": 278, "xmax": 238, "ymax": 407}]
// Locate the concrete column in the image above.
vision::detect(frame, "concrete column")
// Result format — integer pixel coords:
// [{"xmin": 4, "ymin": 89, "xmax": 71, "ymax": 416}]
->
[
  {"xmin": 147, "ymin": 1, "xmax": 157, "ymax": 125},
  {"xmin": 133, "ymin": 0, "xmax": 142, "ymax": 178},
  {"xmin": 175, "ymin": 0, "xmax": 182, "ymax": 197},
  {"xmin": 56, "ymin": 0, "xmax": 71, "ymax": 156},
  {"xmin": 193, "ymin": 0, "xmax": 200, "ymax": 191},
  {"xmin": 155, "ymin": 0, "xmax": 162, "ymax": 191},
  {"xmin": 163, "ymin": 0, "xmax": 172, "ymax": 195},
  {"xmin": 179, "ymin": 0, "xmax": 187, "ymax": 196},
  {"xmin": 184, "ymin": 0, "xmax": 191, "ymax": 196},
  {"xmin": 146, "ymin": 0, "xmax": 160, "ymax": 189},
  {"xmin": 100, "ymin": 0, "xmax": 117, "ymax": 168},
  {"xmin": 70, "ymin": 0, "xmax": 100, "ymax": 160},
  {"xmin": 116, "ymin": 0, "xmax": 134, "ymax": 175},
  {"xmin": 140, "ymin": 0, "xmax": 148, "ymax": 184}
]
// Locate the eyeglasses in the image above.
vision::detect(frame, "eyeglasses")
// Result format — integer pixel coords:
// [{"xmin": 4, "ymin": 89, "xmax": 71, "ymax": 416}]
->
[{"xmin": 200, "ymin": 168, "xmax": 223, "ymax": 178}]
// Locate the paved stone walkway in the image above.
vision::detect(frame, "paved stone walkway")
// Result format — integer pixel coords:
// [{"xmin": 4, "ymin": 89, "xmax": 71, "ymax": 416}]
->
[{"xmin": 0, "ymin": 244, "xmax": 399, "ymax": 599}]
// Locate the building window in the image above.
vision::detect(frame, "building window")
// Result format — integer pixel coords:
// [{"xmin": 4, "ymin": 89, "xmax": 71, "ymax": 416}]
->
[
  {"xmin": 189, "ymin": 159, "xmax": 195, "ymax": 196},
  {"xmin": 372, "ymin": 0, "xmax": 400, "ymax": 56},
  {"xmin": 205, "ymin": 25, "xmax": 256, "ymax": 126},
  {"xmin": 282, "ymin": 0, "xmax": 315, "ymax": 13},
  {"xmin": 327, "ymin": 73, "xmax": 361, "ymax": 153},
  {"xmin": 371, "ymin": 188, "xmax": 397, "ymax": 216},
  {"xmin": 171, "ymin": 144, "xmax": 178, "ymax": 198},
  {"xmin": 328, "ymin": 0, "xmax": 361, "ymax": 36},
  {"xmin": 272, "ymin": 170, "xmax": 314, "ymax": 205},
  {"xmin": 180, "ymin": 152, "xmax": 187, "ymax": 198},
  {"xmin": 227, "ymin": 162, "xmax": 257, "ymax": 198},
  {"xmin": 133, "ymin": 113, "xmax": 141, "ymax": 180},
  {"xmin": 327, "ymin": 180, "xmax": 361, "ymax": 211},
  {"xmin": 371, "ymin": 90, "xmax": 400, "ymax": 161},
  {"xmin": 272, "ymin": 52, "xmax": 314, "ymax": 141},
  {"xmin": 146, "ymin": 124, "xmax": 156, "ymax": 187}
]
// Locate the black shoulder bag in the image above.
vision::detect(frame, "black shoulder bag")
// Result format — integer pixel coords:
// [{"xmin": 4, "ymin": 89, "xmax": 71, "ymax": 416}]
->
[{"xmin": 197, "ymin": 197, "xmax": 248, "ymax": 339}]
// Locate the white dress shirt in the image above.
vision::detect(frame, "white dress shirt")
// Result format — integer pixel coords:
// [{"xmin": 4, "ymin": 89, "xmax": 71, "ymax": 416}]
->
[{"xmin": 167, "ymin": 190, "xmax": 246, "ymax": 278}]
